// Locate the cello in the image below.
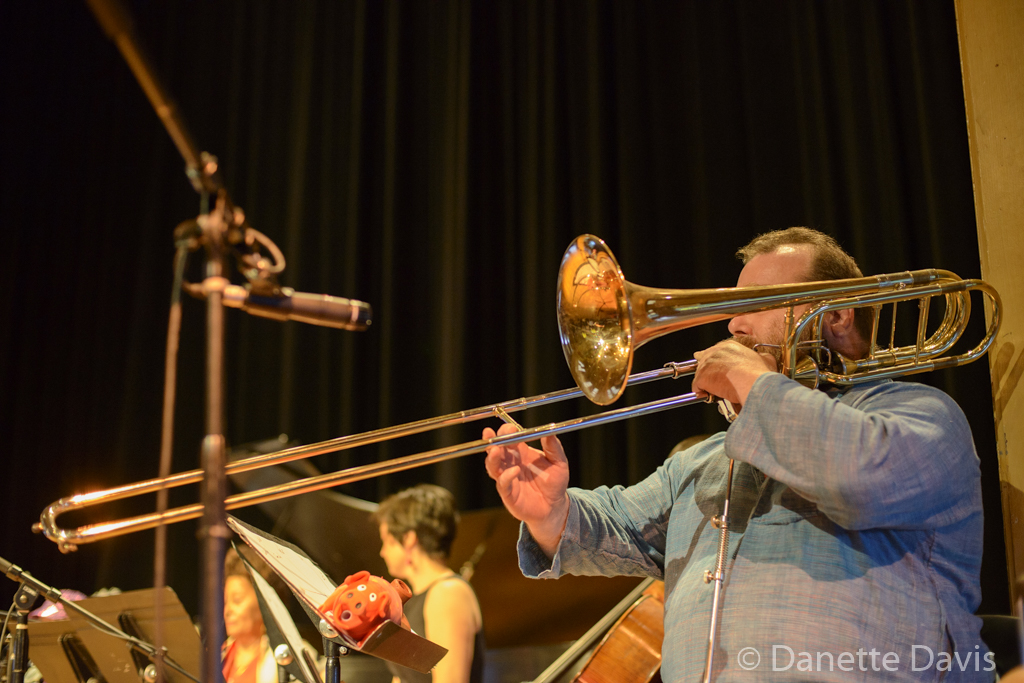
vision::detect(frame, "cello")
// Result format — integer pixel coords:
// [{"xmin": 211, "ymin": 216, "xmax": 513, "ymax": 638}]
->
[{"xmin": 532, "ymin": 578, "xmax": 664, "ymax": 683}]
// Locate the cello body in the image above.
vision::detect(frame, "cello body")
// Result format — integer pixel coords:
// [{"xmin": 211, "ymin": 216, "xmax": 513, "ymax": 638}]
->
[{"xmin": 573, "ymin": 581, "xmax": 664, "ymax": 683}]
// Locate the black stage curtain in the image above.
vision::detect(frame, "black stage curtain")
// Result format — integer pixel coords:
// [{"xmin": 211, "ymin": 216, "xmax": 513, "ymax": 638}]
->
[{"xmin": 0, "ymin": 1, "xmax": 1008, "ymax": 617}]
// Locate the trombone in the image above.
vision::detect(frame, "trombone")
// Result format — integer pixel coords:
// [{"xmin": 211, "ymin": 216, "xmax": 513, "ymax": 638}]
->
[{"xmin": 34, "ymin": 234, "xmax": 1001, "ymax": 552}]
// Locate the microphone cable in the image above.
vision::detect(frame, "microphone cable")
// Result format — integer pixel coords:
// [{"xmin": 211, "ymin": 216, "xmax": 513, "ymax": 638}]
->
[{"xmin": 152, "ymin": 227, "xmax": 195, "ymax": 683}]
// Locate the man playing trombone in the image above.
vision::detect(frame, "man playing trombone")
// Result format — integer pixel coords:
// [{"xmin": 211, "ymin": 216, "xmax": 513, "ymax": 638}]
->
[{"xmin": 484, "ymin": 228, "xmax": 992, "ymax": 681}]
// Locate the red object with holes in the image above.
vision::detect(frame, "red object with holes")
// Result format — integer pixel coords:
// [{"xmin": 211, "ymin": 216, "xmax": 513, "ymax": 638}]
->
[{"xmin": 319, "ymin": 570, "xmax": 413, "ymax": 644}]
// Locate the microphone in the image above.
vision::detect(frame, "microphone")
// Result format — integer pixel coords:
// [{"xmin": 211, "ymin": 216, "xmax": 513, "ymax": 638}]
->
[{"xmin": 222, "ymin": 284, "xmax": 372, "ymax": 331}]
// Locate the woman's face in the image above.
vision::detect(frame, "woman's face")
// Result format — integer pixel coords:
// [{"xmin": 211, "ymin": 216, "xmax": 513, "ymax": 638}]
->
[
  {"xmin": 224, "ymin": 575, "xmax": 263, "ymax": 641},
  {"xmin": 378, "ymin": 523, "xmax": 410, "ymax": 579}
]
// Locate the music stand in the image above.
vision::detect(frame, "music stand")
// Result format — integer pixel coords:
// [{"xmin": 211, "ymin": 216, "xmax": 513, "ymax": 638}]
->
[
  {"xmin": 237, "ymin": 547, "xmax": 319, "ymax": 683},
  {"xmin": 227, "ymin": 516, "xmax": 446, "ymax": 674},
  {"xmin": 20, "ymin": 620, "xmax": 82, "ymax": 683},
  {"xmin": 27, "ymin": 588, "xmax": 201, "ymax": 683}
]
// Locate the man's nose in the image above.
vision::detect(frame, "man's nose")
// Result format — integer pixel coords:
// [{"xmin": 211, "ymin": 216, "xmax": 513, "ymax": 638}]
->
[{"xmin": 728, "ymin": 315, "xmax": 749, "ymax": 336}]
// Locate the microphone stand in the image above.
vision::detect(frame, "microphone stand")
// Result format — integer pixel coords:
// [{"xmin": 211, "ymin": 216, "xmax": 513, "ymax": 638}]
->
[
  {"xmin": 82, "ymin": 2, "xmax": 240, "ymax": 681},
  {"xmin": 198, "ymin": 203, "xmax": 229, "ymax": 683},
  {"xmin": 6, "ymin": 583, "xmax": 40, "ymax": 683},
  {"xmin": 81, "ymin": 5, "xmax": 370, "ymax": 683}
]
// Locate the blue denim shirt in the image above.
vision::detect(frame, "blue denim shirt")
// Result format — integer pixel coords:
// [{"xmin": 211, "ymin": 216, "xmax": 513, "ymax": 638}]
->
[{"xmin": 519, "ymin": 374, "xmax": 991, "ymax": 682}]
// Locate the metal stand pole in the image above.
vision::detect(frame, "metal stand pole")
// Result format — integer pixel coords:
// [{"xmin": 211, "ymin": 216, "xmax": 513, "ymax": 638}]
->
[
  {"xmin": 8, "ymin": 585, "xmax": 40, "ymax": 683},
  {"xmin": 273, "ymin": 644, "xmax": 293, "ymax": 683},
  {"xmin": 322, "ymin": 639, "xmax": 342, "ymax": 683},
  {"xmin": 199, "ymin": 211, "xmax": 228, "ymax": 683},
  {"xmin": 318, "ymin": 615, "xmax": 348, "ymax": 683},
  {"xmin": 701, "ymin": 458, "xmax": 735, "ymax": 683}
]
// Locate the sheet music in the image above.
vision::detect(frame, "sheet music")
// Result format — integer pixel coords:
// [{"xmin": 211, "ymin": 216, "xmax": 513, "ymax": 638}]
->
[{"xmin": 227, "ymin": 517, "xmax": 337, "ymax": 609}]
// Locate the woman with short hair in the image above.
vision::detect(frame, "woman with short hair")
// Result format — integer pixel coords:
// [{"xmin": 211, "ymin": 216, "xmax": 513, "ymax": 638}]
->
[{"xmin": 374, "ymin": 484, "xmax": 484, "ymax": 683}]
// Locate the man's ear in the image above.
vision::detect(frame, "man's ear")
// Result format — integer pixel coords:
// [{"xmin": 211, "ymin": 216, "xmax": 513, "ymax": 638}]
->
[
  {"xmin": 401, "ymin": 530, "xmax": 418, "ymax": 551},
  {"xmin": 827, "ymin": 308, "xmax": 856, "ymax": 333},
  {"xmin": 823, "ymin": 308, "xmax": 859, "ymax": 356}
]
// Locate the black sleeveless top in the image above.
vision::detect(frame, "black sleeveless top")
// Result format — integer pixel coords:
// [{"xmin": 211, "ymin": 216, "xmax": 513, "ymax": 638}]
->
[{"xmin": 385, "ymin": 575, "xmax": 485, "ymax": 683}]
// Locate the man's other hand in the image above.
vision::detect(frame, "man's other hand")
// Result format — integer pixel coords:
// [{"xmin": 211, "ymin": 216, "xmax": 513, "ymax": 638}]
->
[{"xmin": 484, "ymin": 424, "xmax": 570, "ymax": 558}]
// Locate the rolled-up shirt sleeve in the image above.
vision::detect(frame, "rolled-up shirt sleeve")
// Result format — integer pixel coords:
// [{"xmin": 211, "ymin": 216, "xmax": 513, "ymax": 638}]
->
[{"xmin": 518, "ymin": 458, "xmax": 683, "ymax": 579}]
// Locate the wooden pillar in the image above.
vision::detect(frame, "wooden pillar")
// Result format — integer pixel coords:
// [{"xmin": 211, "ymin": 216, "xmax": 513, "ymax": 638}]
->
[{"xmin": 955, "ymin": 0, "xmax": 1024, "ymax": 604}]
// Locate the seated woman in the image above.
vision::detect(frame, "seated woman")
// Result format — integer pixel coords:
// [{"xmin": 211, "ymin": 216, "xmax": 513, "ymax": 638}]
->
[
  {"xmin": 222, "ymin": 546, "xmax": 310, "ymax": 683},
  {"xmin": 374, "ymin": 485, "xmax": 484, "ymax": 683},
  {"xmin": 222, "ymin": 547, "xmax": 281, "ymax": 683}
]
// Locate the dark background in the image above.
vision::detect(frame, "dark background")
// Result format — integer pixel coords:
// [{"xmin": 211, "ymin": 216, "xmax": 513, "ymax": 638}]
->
[{"xmin": 0, "ymin": 0, "xmax": 1010, "ymax": 630}]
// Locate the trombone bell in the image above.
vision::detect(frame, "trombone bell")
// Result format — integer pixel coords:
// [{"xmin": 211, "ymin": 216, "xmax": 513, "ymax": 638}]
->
[{"xmin": 557, "ymin": 236, "xmax": 635, "ymax": 406}]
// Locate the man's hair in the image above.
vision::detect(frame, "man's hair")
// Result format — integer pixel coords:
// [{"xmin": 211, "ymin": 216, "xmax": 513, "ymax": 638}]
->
[
  {"xmin": 372, "ymin": 484, "xmax": 459, "ymax": 561},
  {"xmin": 736, "ymin": 227, "xmax": 874, "ymax": 345}
]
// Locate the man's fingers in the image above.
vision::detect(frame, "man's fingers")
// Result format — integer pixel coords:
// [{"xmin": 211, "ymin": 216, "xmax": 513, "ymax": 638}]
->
[
  {"xmin": 483, "ymin": 427, "xmax": 505, "ymax": 474},
  {"xmin": 757, "ymin": 351, "xmax": 778, "ymax": 372},
  {"xmin": 496, "ymin": 465, "xmax": 521, "ymax": 497},
  {"xmin": 485, "ymin": 423, "xmax": 519, "ymax": 446},
  {"xmin": 691, "ymin": 365, "xmax": 706, "ymax": 396},
  {"xmin": 485, "ymin": 427, "xmax": 517, "ymax": 477},
  {"xmin": 496, "ymin": 422, "xmax": 520, "ymax": 436},
  {"xmin": 539, "ymin": 435, "xmax": 567, "ymax": 463},
  {"xmin": 484, "ymin": 448, "xmax": 504, "ymax": 479},
  {"xmin": 485, "ymin": 423, "xmax": 523, "ymax": 459}
]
